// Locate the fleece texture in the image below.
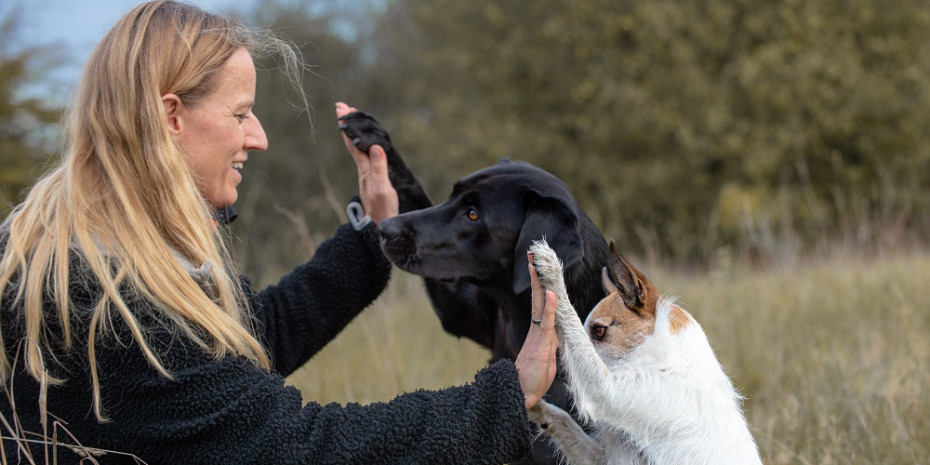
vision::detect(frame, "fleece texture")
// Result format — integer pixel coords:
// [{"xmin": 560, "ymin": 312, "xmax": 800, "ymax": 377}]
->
[{"xmin": 1, "ymin": 222, "xmax": 533, "ymax": 464}]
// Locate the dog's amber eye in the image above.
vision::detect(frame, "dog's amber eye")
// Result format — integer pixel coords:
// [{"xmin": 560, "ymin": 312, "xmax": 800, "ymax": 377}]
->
[
  {"xmin": 467, "ymin": 208, "xmax": 480, "ymax": 221},
  {"xmin": 591, "ymin": 325, "xmax": 608, "ymax": 341}
]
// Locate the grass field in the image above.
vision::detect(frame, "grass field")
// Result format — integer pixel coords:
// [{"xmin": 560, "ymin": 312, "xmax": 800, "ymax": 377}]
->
[{"xmin": 287, "ymin": 250, "xmax": 930, "ymax": 464}]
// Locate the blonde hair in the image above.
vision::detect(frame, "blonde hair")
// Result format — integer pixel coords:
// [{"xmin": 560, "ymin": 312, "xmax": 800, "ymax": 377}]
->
[{"xmin": 0, "ymin": 1, "xmax": 304, "ymax": 420}]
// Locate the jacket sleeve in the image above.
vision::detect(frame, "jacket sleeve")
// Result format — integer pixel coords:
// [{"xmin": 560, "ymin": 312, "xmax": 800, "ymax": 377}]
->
[
  {"xmin": 96, "ymin": 339, "xmax": 533, "ymax": 465},
  {"xmin": 248, "ymin": 221, "xmax": 392, "ymax": 376}
]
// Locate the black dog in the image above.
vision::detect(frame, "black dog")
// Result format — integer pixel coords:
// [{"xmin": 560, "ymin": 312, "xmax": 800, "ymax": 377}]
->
[
  {"xmin": 380, "ymin": 160, "xmax": 610, "ymax": 359},
  {"xmin": 339, "ymin": 111, "xmax": 609, "ymax": 465}
]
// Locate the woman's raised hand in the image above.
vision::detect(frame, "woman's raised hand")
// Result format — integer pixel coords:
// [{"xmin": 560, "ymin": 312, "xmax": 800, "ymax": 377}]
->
[
  {"xmin": 514, "ymin": 253, "xmax": 560, "ymax": 409},
  {"xmin": 336, "ymin": 102, "xmax": 398, "ymax": 225}
]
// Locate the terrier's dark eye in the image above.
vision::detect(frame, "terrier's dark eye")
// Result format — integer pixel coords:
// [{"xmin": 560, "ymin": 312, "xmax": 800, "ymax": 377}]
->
[
  {"xmin": 467, "ymin": 208, "xmax": 480, "ymax": 221},
  {"xmin": 591, "ymin": 325, "xmax": 608, "ymax": 341}
]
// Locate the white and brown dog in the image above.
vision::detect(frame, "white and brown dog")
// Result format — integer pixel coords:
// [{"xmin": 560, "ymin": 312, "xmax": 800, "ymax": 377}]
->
[{"xmin": 527, "ymin": 240, "xmax": 762, "ymax": 465}]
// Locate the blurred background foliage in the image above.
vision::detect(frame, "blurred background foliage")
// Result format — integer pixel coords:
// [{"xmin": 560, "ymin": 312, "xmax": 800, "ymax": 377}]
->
[
  {"xmin": 3, "ymin": 0, "xmax": 930, "ymax": 279},
  {"xmin": 0, "ymin": 11, "xmax": 62, "ymax": 216}
]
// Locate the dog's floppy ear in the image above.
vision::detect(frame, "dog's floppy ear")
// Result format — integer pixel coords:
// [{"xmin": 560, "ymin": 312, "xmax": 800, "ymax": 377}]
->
[{"xmin": 512, "ymin": 194, "xmax": 584, "ymax": 294}]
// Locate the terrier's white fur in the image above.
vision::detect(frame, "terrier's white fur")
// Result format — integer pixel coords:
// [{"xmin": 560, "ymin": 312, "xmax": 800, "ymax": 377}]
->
[{"xmin": 528, "ymin": 240, "xmax": 762, "ymax": 465}]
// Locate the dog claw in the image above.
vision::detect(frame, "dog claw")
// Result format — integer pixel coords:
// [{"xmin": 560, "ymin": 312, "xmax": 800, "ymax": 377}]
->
[
  {"xmin": 337, "ymin": 123, "xmax": 348, "ymax": 131},
  {"xmin": 351, "ymin": 137, "xmax": 361, "ymax": 146}
]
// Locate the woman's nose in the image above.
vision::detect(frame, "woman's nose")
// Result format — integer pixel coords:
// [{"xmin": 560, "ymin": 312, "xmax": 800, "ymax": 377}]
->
[{"xmin": 246, "ymin": 114, "xmax": 268, "ymax": 152}]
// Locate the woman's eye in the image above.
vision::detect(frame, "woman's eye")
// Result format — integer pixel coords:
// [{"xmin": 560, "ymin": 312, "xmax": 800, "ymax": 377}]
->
[
  {"xmin": 591, "ymin": 325, "xmax": 607, "ymax": 340},
  {"xmin": 467, "ymin": 208, "xmax": 480, "ymax": 221}
]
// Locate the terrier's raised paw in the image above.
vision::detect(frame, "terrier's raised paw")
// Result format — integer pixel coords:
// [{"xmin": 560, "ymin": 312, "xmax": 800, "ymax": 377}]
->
[{"xmin": 529, "ymin": 240, "xmax": 565, "ymax": 291}]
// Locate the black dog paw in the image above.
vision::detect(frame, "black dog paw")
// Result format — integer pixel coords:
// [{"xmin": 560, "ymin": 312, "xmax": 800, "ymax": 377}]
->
[
  {"xmin": 337, "ymin": 110, "xmax": 393, "ymax": 155},
  {"xmin": 337, "ymin": 110, "xmax": 432, "ymax": 213}
]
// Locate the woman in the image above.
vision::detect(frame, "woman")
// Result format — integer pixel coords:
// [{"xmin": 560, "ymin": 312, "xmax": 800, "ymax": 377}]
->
[{"xmin": 0, "ymin": 2, "xmax": 559, "ymax": 464}]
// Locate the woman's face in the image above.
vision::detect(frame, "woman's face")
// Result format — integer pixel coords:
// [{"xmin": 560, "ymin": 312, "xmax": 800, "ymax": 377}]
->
[{"xmin": 173, "ymin": 47, "xmax": 267, "ymax": 209}]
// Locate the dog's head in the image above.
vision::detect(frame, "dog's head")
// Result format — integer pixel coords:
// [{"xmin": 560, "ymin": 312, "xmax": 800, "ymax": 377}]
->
[
  {"xmin": 380, "ymin": 160, "xmax": 586, "ymax": 294},
  {"xmin": 587, "ymin": 241, "xmax": 693, "ymax": 359}
]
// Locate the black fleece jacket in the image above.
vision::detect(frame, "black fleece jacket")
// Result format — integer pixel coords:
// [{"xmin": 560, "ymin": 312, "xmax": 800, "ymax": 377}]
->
[{"xmin": 0, "ymin": 222, "xmax": 533, "ymax": 464}]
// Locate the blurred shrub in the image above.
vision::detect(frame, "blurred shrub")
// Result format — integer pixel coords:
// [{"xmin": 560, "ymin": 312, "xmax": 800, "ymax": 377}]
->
[
  {"xmin": 353, "ymin": 0, "xmax": 930, "ymax": 264},
  {"xmin": 0, "ymin": 11, "xmax": 62, "ymax": 217},
  {"xmin": 6, "ymin": 0, "xmax": 929, "ymax": 267}
]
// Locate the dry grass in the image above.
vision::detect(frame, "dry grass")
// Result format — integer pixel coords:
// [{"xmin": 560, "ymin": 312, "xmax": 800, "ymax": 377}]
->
[
  {"xmin": 288, "ymin": 251, "xmax": 930, "ymax": 464},
  {"xmin": 285, "ymin": 274, "xmax": 491, "ymax": 405}
]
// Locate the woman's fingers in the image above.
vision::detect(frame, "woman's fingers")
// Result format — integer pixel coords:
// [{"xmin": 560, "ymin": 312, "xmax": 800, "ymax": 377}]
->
[
  {"xmin": 335, "ymin": 101, "xmax": 356, "ymax": 118},
  {"xmin": 336, "ymin": 102, "xmax": 370, "ymax": 175},
  {"xmin": 528, "ymin": 256, "xmax": 545, "ymax": 322},
  {"xmin": 364, "ymin": 144, "xmax": 399, "ymax": 223}
]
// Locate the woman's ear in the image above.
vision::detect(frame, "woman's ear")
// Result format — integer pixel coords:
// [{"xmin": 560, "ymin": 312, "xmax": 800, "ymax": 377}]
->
[{"xmin": 162, "ymin": 93, "xmax": 183, "ymax": 134}]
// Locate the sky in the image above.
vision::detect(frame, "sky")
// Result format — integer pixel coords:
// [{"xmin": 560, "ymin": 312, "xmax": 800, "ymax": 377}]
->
[
  {"xmin": 4, "ymin": 0, "xmax": 380, "ymax": 103},
  {"xmin": 11, "ymin": 0, "xmax": 249, "ymax": 54},
  {"xmin": 4, "ymin": 0, "xmax": 257, "ymax": 97}
]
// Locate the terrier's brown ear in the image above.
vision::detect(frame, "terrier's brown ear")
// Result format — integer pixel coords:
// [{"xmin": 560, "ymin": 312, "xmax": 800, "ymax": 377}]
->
[{"xmin": 607, "ymin": 241, "xmax": 646, "ymax": 313}]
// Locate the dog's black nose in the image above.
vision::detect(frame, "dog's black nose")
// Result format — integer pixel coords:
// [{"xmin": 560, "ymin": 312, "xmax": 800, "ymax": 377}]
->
[
  {"xmin": 379, "ymin": 217, "xmax": 402, "ymax": 239},
  {"xmin": 378, "ymin": 217, "xmax": 417, "ymax": 266}
]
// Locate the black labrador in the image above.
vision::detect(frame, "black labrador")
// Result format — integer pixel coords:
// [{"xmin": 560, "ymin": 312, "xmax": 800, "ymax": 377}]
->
[{"xmin": 339, "ymin": 111, "xmax": 609, "ymax": 465}]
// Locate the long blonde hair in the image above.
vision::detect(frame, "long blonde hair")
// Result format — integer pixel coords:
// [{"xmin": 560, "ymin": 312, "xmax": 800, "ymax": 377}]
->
[{"xmin": 0, "ymin": 1, "xmax": 303, "ymax": 420}]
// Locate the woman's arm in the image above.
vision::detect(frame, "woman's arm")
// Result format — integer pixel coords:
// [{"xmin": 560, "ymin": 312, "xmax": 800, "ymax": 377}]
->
[
  {"xmin": 248, "ymin": 221, "xmax": 392, "ymax": 376},
  {"xmin": 96, "ymin": 341, "xmax": 532, "ymax": 465}
]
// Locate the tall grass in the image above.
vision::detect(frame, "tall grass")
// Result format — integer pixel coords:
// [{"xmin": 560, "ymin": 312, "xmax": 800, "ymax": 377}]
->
[
  {"xmin": 285, "ymin": 274, "xmax": 491, "ymax": 405},
  {"xmin": 288, "ymin": 250, "xmax": 930, "ymax": 464}
]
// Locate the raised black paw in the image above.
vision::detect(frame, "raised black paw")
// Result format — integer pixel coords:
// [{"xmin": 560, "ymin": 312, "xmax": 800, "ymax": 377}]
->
[
  {"xmin": 337, "ymin": 110, "xmax": 393, "ymax": 154},
  {"xmin": 337, "ymin": 110, "xmax": 432, "ymax": 213}
]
